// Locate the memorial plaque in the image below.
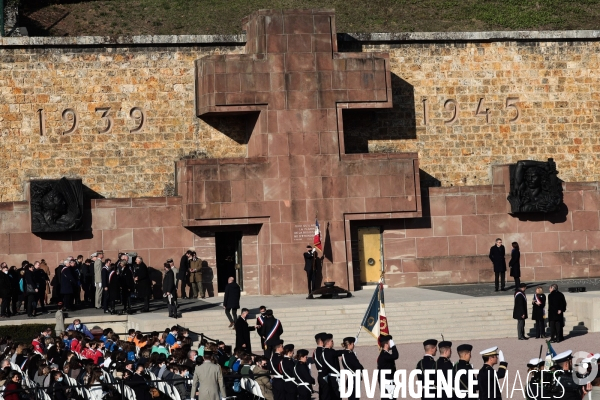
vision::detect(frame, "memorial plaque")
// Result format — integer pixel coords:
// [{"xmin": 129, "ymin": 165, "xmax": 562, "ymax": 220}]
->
[
  {"xmin": 30, "ymin": 177, "xmax": 84, "ymax": 233},
  {"xmin": 293, "ymin": 224, "xmax": 314, "ymax": 242}
]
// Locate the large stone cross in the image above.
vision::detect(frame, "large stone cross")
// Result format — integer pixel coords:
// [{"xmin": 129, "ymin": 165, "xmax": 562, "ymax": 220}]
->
[{"xmin": 177, "ymin": 9, "xmax": 421, "ymax": 294}]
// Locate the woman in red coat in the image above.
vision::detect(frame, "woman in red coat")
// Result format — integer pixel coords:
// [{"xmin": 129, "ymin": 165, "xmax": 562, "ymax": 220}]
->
[{"xmin": 4, "ymin": 371, "xmax": 23, "ymax": 400}]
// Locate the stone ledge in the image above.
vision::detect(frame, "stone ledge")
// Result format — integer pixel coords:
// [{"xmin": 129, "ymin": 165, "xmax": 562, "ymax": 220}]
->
[{"xmin": 3, "ymin": 30, "xmax": 600, "ymax": 47}]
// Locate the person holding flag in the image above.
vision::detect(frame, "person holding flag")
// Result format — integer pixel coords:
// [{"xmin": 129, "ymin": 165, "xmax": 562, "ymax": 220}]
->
[{"xmin": 305, "ymin": 218, "xmax": 324, "ymax": 299}]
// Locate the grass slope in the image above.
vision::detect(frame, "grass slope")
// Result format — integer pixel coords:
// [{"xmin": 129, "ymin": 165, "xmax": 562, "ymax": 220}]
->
[{"xmin": 21, "ymin": 0, "xmax": 600, "ymax": 37}]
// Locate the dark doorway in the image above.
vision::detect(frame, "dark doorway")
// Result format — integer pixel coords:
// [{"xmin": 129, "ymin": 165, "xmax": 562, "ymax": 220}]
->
[{"xmin": 215, "ymin": 231, "xmax": 243, "ymax": 293}]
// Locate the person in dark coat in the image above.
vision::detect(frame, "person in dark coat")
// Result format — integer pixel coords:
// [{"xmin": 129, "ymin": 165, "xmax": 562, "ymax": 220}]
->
[
  {"xmin": 341, "ymin": 337, "xmax": 364, "ymax": 400},
  {"xmin": 531, "ymin": 286, "xmax": 547, "ymax": 339},
  {"xmin": 33, "ymin": 261, "xmax": 50, "ymax": 314},
  {"xmin": 134, "ymin": 257, "xmax": 152, "ymax": 312},
  {"xmin": 60, "ymin": 260, "xmax": 78, "ymax": 310},
  {"xmin": 24, "ymin": 263, "xmax": 38, "ymax": 317},
  {"xmin": 304, "ymin": 245, "xmax": 315, "ymax": 299},
  {"xmin": 125, "ymin": 367, "xmax": 152, "ymax": 400},
  {"xmin": 162, "ymin": 262, "xmax": 178, "ymax": 318},
  {"xmin": 478, "ymin": 346, "xmax": 508, "ymax": 400},
  {"xmin": 0, "ymin": 264, "xmax": 13, "ymax": 317},
  {"xmin": 223, "ymin": 277, "xmax": 241, "ymax": 328},
  {"xmin": 51, "ymin": 263, "xmax": 64, "ymax": 304},
  {"xmin": 548, "ymin": 284, "xmax": 567, "ymax": 343},
  {"xmin": 120, "ymin": 261, "xmax": 135, "ymax": 314},
  {"xmin": 234, "ymin": 308, "xmax": 255, "ymax": 353},
  {"xmin": 489, "ymin": 238, "xmax": 506, "ymax": 291},
  {"xmin": 436, "ymin": 341, "xmax": 453, "ymax": 400},
  {"xmin": 513, "ymin": 283, "xmax": 528, "ymax": 340},
  {"xmin": 179, "ymin": 250, "xmax": 191, "ymax": 299},
  {"xmin": 416, "ymin": 339, "xmax": 438, "ymax": 400},
  {"xmin": 262, "ymin": 309, "xmax": 283, "ymax": 359},
  {"xmin": 108, "ymin": 264, "xmax": 121, "ymax": 314},
  {"xmin": 508, "ymin": 242, "xmax": 521, "ymax": 289},
  {"xmin": 81, "ymin": 258, "xmax": 95, "ymax": 304},
  {"xmin": 101, "ymin": 259, "xmax": 111, "ymax": 313},
  {"xmin": 377, "ymin": 335, "xmax": 399, "ymax": 397}
]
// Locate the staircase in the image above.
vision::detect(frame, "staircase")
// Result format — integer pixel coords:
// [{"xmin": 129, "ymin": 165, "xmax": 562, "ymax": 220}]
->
[{"xmin": 130, "ymin": 295, "xmax": 585, "ymax": 349}]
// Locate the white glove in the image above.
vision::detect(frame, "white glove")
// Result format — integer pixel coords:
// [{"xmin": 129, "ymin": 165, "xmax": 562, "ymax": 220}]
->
[
  {"xmin": 389, "ymin": 340, "xmax": 395, "ymax": 347},
  {"xmin": 308, "ymin": 363, "xmax": 312, "ymax": 370},
  {"xmin": 498, "ymin": 350, "xmax": 505, "ymax": 363}
]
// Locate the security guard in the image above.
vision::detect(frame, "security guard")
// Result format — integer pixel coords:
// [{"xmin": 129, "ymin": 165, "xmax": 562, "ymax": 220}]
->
[
  {"xmin": 313, "ymin": 332, "xmax": 328, "ymax": 400},
  {"xmin": 436, "ymin": 341, "xmax": 453, "ymax": 400},
  {"xmin": 377, "ymin": 335, "xmax": 399, "ymax": 399},
  {"xmin": 341, "ymin": 337, "xmax": 364, "ymax": 400},
  {"xmin": 478, "ymin": 346, "xmax": 508, "ymax": 400},
  {"xmin": 417, "ymin": 339, "xmax": 438, "ymax": 400},
  {"xmin": 453, "ymin": 344, "xmax": 477, "ymax": 397},
  {"xmin": 549, "ymin": 350, "xmax": 582, "ymax": 400}
]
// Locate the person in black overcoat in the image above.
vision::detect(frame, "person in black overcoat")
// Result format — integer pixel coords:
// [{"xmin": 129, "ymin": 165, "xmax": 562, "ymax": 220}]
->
[
  {"xmin": 120, "ymin": 261, "xmax": 135, "ymax": 314},
  {"xmin": 134, "ymin": 257, "xmax": 152, "ymax": 312},
  {"xmin": 531, "ymin": 286, "xmax": 547, "ymax": 338},
  {"xmin": 294, "ymin": 349, "xmax": 314, "ymax": 400},
  {"xmin": 60, "ymin": 261, "xmax": 78, "ymax": 311},
  {"xmin": 101, "ymin": 260, "xmax": 111, "ymax": 313},
  {"xmin": 548, "ymin": 284, "xmax": 567, "ymax": 342},
  {"xmin": 162, "ymin": 263, "xmax": 178, "ymax": 318},
  {"xmin": 377, "ymin": 335, "xmax": 399, "ymax": 398},
  {"xmin": 125, "ymin": 368, "xmax": 152, "ymax": 400},
  {"xmin": 513, "ymin": 284, "xmax": 528, "ymax": 340},
  {"xmin": 489, "ymin": 238, "xmax": 506, "ymax": 291},
  {"xmin": 179, "ymin": 251, "xmax": 191, "ymax": 299},
  {"xmin": 0, "ymin": 264, "xmax": 12, "ymax": 317},
  {"xmin": 261, "ymin": 310, "xmax": 283, "ymax": 359},
  {"xmin": 234, "ymin": 308, "xmax": 255, "ymax": 353},
  {"xmin": 303, "ymin": 245, "xmax": 315, "ymax": 298},
  {"xmin": 223, "ymin": 277, "xmax": 241, "ymax": 328},
  {"xmin": 108, "ymin": 265, "xmax": 122, "ymax": 314},
  {"xmin": 508, "ymin": 242, "xmax": 521, "ymax": 289},
  {"xmin": 341, "ymin": 337, "xmax": 364, "ymax": 400}
]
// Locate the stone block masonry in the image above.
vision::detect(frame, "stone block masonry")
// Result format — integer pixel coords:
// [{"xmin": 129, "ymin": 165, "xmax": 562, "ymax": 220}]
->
[{"xmin": 1, "ymin": 32, "xmax": 600, "ymax": 200}]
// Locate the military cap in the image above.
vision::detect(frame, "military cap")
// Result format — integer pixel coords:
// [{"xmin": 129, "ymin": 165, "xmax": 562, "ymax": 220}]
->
[
  {"xmin": 96, "ymin": 250, "xmax": 104, "ymax": 254},
  {"xmin": 438, "ymin": 341, "xmax": 452, "ymax": 349},
  {"xmin": 552, "ymin": 350, "xmax": 573, "ymax": 364},
  {"xmin": 480, "ymin": 346, "xmax": 499, "ymax": 356},
  {"xmin": 457, "ymin": 344, "xmax": 473, "ymax": 352},
  {"xmin": 378, "ymin": 335, "xmax": 393, "ymax": 346},
  {"xmin": 90, "ymin": 252, "xmax": 97, "ymax": 258},
  {"xmin": 527, "ymin": 358, "xmax": 544, "ymax": 368},
  {"xmin": 343, "ymin": 337, "xmax": 356, "ymax": 344},
  {"xmin": 265, "ymin": 309, "xmax": 274, "ymax": 316},
  {"xmin": 423, "ymin": 339, "xmax": 438, "ymax": 347}
]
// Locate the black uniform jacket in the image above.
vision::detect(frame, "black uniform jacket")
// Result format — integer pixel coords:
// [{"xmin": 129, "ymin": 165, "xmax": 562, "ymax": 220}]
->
[
  {"xmin": 261, "ymin": 317, "xmax": 283, "ymax": 346},
  {"xmin": 436, "ymin": 357, "xmax": 453, "ymax": 400},
  {"xmin": 377, "ymin": 346, "xmax": 399, "ymax": 383},
  {"xmin": 417, "ymin": 355, "xmax": 437, "ymax": 399},
  {"xmin": 341, "ymin": 350, "xmax": 364, "ymax": 371},
  {"xmin": 478, "ymin": 362, "xmax": 508, "ymax": 400}
]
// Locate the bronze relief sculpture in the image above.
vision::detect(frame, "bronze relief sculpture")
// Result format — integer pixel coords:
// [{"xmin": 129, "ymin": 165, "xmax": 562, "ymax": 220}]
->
[
  {"xmin": 30, "ymin": 178, "xmax": 84, "ymax": 232},
  {"xmin": 507, "ymin": 158, "xmax": 563, "ymax": 213}
]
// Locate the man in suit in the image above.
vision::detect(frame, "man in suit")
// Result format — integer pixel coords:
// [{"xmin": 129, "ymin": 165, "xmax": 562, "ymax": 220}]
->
[
  {"xmin": 162, "ymin": 262, "xmax": 178, "ymax": 318},
  {"xmin": 234, "ymin": 307, "xmax": 255, "ymax": 353},
  {"xmin": 513, "ymin": 283, "xmax": 528, "ymax": 340},
  {"xmin": 304, "ymin": 245, "xmax": 315, "ymax": 299},
  {"xmin": 478, "ymin": 346, "xmax": 508, "ymax": 400},
  {"xmin": 224, "ymin": 276, "xmax": 241, "ymax": 328},
  {"xmin": 489, "ymin": 238, "xmax": 506, "ymax": 291},
  {"xmin": 548, "ymin": 284, "xmax": 567, "ymax": 343},
  {"xmin": 190, "ymin": 351, "xmax": 226, "ymax": 400},
  {"xmin": 256, "ymin": 305, "xmax": 267, "ymax": 350},
  {"xmin": 261, "ymin": 309, "xmax": 283, "ymax": 359},
  {"xmin": 179, "ymin": 250, "xmax": 192, "ymax": 299}
]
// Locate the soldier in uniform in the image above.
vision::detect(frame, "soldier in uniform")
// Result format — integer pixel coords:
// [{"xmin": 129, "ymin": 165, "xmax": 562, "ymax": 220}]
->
[
  {"xmin": 262, "ymin": 309, "xmax": 283, "ymax": 359},
  {"xmin": 417, "ymin": 339, "xmax": 438, "ymax": 400},
  {"xmin": 436, "ymin": 341, "xmax": 453, "ymax": 400},
  {"xmin": 341, "ymin": 337, "xmax": 364, "ymax": 400},
  {"xmin": 377, "ymin": 335, "xmax": 399, "ymax": 399},
  {"xmin": 295, "ymin": 349, "xmax": 315, "ymax": 400},
  {"xmin": 549, "ymin": 350, "xmax": 582, "ymax": 400},
  {"xmin": 313, "ymin": 332, "xmax": 328, "ymax": 400},
  {"xmin": 478, "ymin": 346, "xmax": 508, "ymax": 400},
  {"xmin": 453, "ymin": 344, "xmax": 477, "ymax": 397},
  {"xmin": 269, "ymin": 339, "xmax": 285, "ymax": 400},
  {"xmin": 322, "ymin": 333, "xmax": 344, "ymax": 400},
  {"xmin": 280, "ymin": 344, "xmax": 297, "ymax": 400},
  {"xmin": 526, "ymin": 358, "xmax": 546, "ymax": 400}
]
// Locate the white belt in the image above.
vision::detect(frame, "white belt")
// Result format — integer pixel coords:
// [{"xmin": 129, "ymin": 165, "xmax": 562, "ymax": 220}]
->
[
  {"xmin": 329, "ymin": 373, "xmax": 339, "ymax": 377},
  {"xmin": 298, "ymin": 383, "xmax": 310, "ymax": 387},
  {"xmin": 284, "ymin": 378, "xmax": 294, "ymax": 382}
]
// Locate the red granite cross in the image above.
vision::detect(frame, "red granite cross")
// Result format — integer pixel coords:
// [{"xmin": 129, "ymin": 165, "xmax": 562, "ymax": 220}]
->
[{"xmin": 178, "ymin": 9, "xmax": 420, "ymax": 293}]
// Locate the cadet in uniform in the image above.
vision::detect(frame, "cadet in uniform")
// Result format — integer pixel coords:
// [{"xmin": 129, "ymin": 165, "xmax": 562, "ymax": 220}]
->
[
  {"xmin": 322, "ymin": 333, "xmax": 344, "ymax": 400},
  {"xmin": 280, "ymin": 344, "xmax": 297, "ymax": 400},
  {"xmin": 269, "ymin": 339, "xmax": 285, "ymax": 400},
  {"xmin": 417, "ymin": 339, "xmax": 438, "ymax": 400},
  {"xmin": 377, "ymin": 335, "xmax": 399, "ymax": 399},
  {"xmin": 341, "ymin": 337, "xmax": 364, "ymax": 400},
  {"xmin": 549, "ymin": 350, "xmax": 582, "ymax": 400},
  {"xmin": 526, "ymin": 358, "xmax": 546, "ymax": 400},
  {"xmin": 313, "ymin": 332, "xmax": 328, "ymax": 400},
  {"xmin": 453, "ymin": 344, "xmax": 477, "ymax": 397},
  {"xmin": 478, "ymin": 346, "xmax": 508, "ymax": 400},
  {"xmin": 436, "ymin": 341, "xmax": 453, "ymax": 400},
  {"xmin": 295, "ymin": 349, "xmax": 315, "ymax": 400}
]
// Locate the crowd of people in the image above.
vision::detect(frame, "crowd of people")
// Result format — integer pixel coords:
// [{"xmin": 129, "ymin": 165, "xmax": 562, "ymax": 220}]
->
[{"xmin": 0, "ymin": 250, "xmax": 214, "ymax": 318}]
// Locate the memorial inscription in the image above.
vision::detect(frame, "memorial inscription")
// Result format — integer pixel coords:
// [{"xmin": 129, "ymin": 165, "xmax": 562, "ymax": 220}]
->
[{"xmin": 37, "ymin": 106, "xmax": 146, "ymax": 135}]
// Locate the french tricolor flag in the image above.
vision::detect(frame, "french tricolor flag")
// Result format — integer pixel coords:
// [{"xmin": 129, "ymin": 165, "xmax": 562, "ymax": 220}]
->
[{"xmin": 314, "ymin": 218, "xmax": 322, "ymax": 251}]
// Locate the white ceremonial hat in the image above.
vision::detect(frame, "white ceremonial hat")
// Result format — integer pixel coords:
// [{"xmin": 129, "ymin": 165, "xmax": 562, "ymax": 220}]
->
[
  {"xmin": 552, "ymin": 350, "xmax": 573, "ymax": 363},
  {"xmin": 480, "ymin": 346, "xmax": 498, "ymax": 356},
  {"xmin": 593, "ymin": 353, "xmax": 600, "ymax": 360},
  {"xmin": 528, "ymin": 358, "xmax": 543, "ymax": 366}
]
